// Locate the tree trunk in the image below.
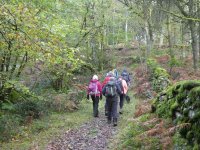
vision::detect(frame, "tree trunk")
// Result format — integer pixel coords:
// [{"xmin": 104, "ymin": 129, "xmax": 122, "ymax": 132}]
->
[
  {"xmin": 159, "ymin": 27, "xmax": 164, "ymax": 48},
  {"xmin": 197, "ymin": 2, "xmax": 200, "ymax": 61},
  {"xmin": 125, "ymin": 9, "xmax": 128, "ymax": 43},
  {"xmin": 167, "ymin": 15, "xmax": 173, "ymax": 56},
  {"xmin": 189, "ymin": 20, "xmax": 198, "ymax": 69},
  {"xmin": 17, "ymin": 52, "xmax": 28, "ymax": 77},
  {"xmin": 198, "ymin": 2, "xmax": 200, "ymax": 61},
  {"xmin": 167, "ymin": 0, "xmax": 173, "ymax": 57},
  {"xmin": 181, "ymin": 21, "xmax": 185, "ymax": 58},
  {"xmin": 112, "ymin": 8, "xmax": 115, "ymax": 46},
  {"xmin": 145, "ymin": 21, "xmax": 151, "ymax": 59},
  {"xmin": 188, "ymin": 0, "xmax": 198, "ymax": 69}
]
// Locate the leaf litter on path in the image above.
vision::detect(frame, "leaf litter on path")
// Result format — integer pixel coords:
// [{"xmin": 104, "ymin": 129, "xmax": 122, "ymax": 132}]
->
[{"xmin": 46, "ymin": 113, "xmax": 117, "ymax": 150}]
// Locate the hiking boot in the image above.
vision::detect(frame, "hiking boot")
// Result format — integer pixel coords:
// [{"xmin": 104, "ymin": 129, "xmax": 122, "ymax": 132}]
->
[
  {"xmin": 119, "ymin": 109, "xmax": 123, "ymax": 114},
  {"xmin": 113, "ymin": 118, "xmax": 117, "ymax": 127},
  {"xmin": 107, "ymin": 117, "xmax": 111, "ymax": 124},
  {"xmin": 105, "ymin": 111, "xmax": 108, "ymax": 116}
]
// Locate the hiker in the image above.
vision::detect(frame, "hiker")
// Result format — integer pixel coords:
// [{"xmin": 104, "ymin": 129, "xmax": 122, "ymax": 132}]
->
[
  {"xmin": 121, "ymin": 69, "xmax": 131, "ymax": 103},
  {"xmin": 102, "ymin": 77, "xmax": 122, "ymax": 126},
  {"xmin": 102, "ymin": 72, "xmax": 112, "ymax": 88},
  {"xmin": 112, "ymin": 69, "xmax": 119, "ymax": 79},
  {"xmin": 87, "ymin": 75, "xmax": 102, "ymax": 117},
  {"xmin": 117, "ymin": 76, "xmax": 128, "ymax": 114},
  {"xmin": 121, "ymin": 69, "xmax": 131, "ymax": 86},
  {"xmin": 102, "ymin": 71, "xmax": 114, "ymax": 116}
]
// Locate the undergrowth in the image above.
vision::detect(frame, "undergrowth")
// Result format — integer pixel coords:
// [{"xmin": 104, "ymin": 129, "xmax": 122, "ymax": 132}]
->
[{"xmin": 0, "ymin": 99, "xmax": 93, "ymax": 150}]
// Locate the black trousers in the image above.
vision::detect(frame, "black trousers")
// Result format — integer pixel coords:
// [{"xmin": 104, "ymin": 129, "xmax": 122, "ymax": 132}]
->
[
  {"xmin": 119, "ymin": 94, "xmax": 125, "ymax": 109},
  {"xmin": 106, "ymin": 96, "xmax": 118, "ymax": 120},
  {"xmin": 91, "ymin": 95, "xmax": 100, "ymax": 117},
  {"xmin": 105, "ymin": 100, "xmax": 108, "ymax": 113}
]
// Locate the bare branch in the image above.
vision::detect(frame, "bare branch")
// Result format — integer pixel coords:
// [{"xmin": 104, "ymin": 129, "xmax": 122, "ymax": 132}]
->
[{"xmin": 159, "ymin": 8, "xmax": 200, "ymax": 22}]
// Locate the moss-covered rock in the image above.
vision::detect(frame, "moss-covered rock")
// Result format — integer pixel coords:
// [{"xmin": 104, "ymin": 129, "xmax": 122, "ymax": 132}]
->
[
  {"xmin": 152, "ymin": 80, "xmax": 200, "ymax": 147},
  {"xmin": 147, "ymin": 59, "xmax": 171, "ymax": 92}
]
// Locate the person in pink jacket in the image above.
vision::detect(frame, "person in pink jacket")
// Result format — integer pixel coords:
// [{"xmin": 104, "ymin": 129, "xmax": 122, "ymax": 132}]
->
[
  {"xmin": 87, "ymin": 75, "xmax": 102, "ymax": 117},
  {"xmin": 117, "ymin": 76, "xmax": 128, "ymax": 114}
]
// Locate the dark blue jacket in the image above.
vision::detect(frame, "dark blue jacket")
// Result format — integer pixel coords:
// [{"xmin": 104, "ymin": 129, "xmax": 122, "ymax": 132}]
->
[{"xmin": 121, "ymin": 70, "xmax": 130, "ymax": 83}]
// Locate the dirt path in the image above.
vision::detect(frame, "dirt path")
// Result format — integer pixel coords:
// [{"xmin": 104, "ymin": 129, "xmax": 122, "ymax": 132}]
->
[
  {"xmin": 46, "ymin": 112, "xmax": 118, "ymax": 150},
  {"xmin": 46, "ymin": 49, "xmax": 137, "ymax": 150}
]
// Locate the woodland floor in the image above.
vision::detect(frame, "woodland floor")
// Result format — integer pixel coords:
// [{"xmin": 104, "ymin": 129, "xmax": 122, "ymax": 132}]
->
[
  {"xmin": 45, "ymin": 96, "xmax": 137, "ymax": 150},
  {"xmin": 46, "ymin": 112, "xmax": 117, "ymax": 150}
]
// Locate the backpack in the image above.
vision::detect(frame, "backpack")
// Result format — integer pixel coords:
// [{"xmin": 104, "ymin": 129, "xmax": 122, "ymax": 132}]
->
[
  {"xmin": 116, "ymin": 79, "xmax": 124, "ymax": 94},
  {"xmin": 88, "ymin": 81, "xmax": 99, "ymax": 95},
  {"xmin": 121, "ymin": 72, "xmax": 130, "ymax": 83},
  {"xmin": 105, "ymin": 81, "xmax": 117, "ymax": 97},
  {"xmin": 112, "ymin": 69, "xmax": 119, "ymax": 78}
]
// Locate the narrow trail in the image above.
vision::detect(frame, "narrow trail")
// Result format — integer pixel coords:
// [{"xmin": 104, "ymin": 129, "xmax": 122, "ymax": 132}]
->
[
  {"xmin": 46, "ymin": 112, "xmax": 117, "ymax": 150},
  {"xmin": 46, "ymin": 49, "xmax": 136, "ymax": 150}
]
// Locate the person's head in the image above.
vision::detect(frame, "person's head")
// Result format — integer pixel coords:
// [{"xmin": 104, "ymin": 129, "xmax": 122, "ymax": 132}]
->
[
  {"xmin": 92, "ymin": 75, "xmax": 98, "ymax": 80},
  {"xmin": 108, "ymin": 71, "xmax": 114, "ymax": 77},
  {"xmin": 123, "ymin": 69, "xmax": 127, "ymax": 72}
]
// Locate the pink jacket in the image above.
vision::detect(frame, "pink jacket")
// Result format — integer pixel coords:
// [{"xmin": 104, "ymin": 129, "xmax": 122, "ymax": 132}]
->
[
  {"xmin": 119, "ymin": 78, "xmax": 128, "ymax": 94},
  {"xmin": 87, "ymin": 79, "xmax": 102, "ymax": 96}
]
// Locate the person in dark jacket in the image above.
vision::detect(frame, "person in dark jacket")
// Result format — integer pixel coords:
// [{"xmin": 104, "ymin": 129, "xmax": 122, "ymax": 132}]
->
[
  {"xmin": 102, "ymin": 71, "xmax": 114, "ymax": 116},
  {"xmin": 121, "ymin": 69, "xmax": 132, "ymax": 103},
  {"xmin": 121, "ymin": 69, "xmax": 131, "ymax": 86},
  {"xmin": 102, "ymin": 77, "xmax": 122, "ymax": 126},
  {"xmin": 87, "ymin": 75, "xmax": 102, "ymax": 117}
]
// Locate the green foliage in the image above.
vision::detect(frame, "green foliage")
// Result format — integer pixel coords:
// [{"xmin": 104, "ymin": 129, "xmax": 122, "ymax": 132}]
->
[
  {"xmin": 154, "ymin": 67, "xmax": 169, "ymax": 79},
  {"xmin": 41, "ymin": 47, "xmax": 86, "ymax": 90},
  {"xmin": 151, "ymin": 48, "xmax": 169, "ymax": 56},
  {"xmin": 147, "ymin": 58, "xmax": 159, "ymax": 70},
  {"xmin": 0, "ymin": 80, "xmax": 36, "ymax": 106},
  {"xmin": 0, "ymin": 99, "xmax": 93, "ymax": 149},
  {"xmin": 0, "ymin": 114, "xmax": 22, "ymax": 142},
  {"xmin": 14, "ymin": 100, "xmax": 44, "ymax": 119},
  {"xmin": 117, "ymin": 114, "xmax": 161, "ymax": 149},
  {"xmin": 1, "ymin": 102, "xmax": 15, "ymax": 112},
  {"xmin": 172, "ymin": 133, "xmax": 193, "ymax": 150},
  {"xmin": 169, "ymin": 57, "xmax": 182, "ymax": 68}
]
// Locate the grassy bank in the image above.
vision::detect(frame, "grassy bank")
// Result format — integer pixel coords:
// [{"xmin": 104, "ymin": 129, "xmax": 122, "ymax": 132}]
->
[
  {"xmin": 108, "ymin": 93, "xmax": 138, "ymax": 149},
  {"xmin": 0, "ymin": 99, "xmax": 96, "ymax": 150}
]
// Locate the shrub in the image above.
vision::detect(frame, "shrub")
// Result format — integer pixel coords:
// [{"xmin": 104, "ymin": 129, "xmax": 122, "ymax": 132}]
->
[
  {"xmin": 44, "ymin": 92, "xmax": 79, "ymax": 112},
  {"xmin": 0, "ymin": 80, "xmax": 35, "ymax": 104},
  {"xmin": 14, "ymin": 99, "xmax": 44, "ymax": 120},
  {"xmin": 0, "ymin": 114, "xmax": 22, "ymax": 142}
]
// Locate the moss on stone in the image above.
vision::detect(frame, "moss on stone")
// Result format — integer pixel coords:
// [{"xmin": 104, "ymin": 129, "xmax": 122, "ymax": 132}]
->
[
  {"xmin": 153, "ymin": 80, "xmax": 200, "ymax": 147},
  {"xmin": 189, "ymin": 86, "xmax": 200, "ymax": 101}
]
